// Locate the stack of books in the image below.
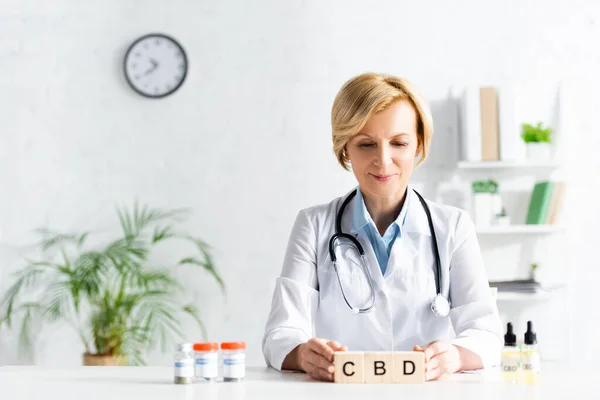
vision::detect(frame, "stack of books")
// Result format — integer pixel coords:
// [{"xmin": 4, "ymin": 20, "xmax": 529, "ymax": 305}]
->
[
  {"xmin": 489, "ymin": 279, "xmax": 542, "ymax": 294},
  {"xmin": 460, "ymin": 86, "xmax": 522, "ymax": 162},
  {"xmin": 525, "ymin": 181, "xmax": 566, "ymax": 225}
]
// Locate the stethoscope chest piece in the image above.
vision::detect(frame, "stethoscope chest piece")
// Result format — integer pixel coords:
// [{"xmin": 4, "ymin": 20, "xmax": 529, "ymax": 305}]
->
[{"xmin": 431, "ymin": 294, "xmax": 450, "ymax": 317}]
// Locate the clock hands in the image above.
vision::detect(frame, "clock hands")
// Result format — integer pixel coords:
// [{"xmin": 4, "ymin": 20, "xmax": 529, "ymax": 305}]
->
[{"xmin": 142, "ymin": 58, "xmax": 159, "ymax": 76}]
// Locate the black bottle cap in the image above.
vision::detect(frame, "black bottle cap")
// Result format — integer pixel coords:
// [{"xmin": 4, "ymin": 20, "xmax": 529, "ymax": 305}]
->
[
  {"xmin": 504, "ymin": 322, "xmax": 516, "ymax": 346},
  {"xmin": 525, "ymin": 321, "xmax": 537, "ymax": 345}
]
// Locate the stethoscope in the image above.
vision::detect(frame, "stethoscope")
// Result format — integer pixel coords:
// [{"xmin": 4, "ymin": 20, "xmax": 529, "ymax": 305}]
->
[{"xmin": 328, "ymin": 188, "xmax": 450, "ymax": 317}]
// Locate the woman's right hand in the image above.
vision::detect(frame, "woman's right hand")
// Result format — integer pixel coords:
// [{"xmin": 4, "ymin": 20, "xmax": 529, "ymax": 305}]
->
[{"xmin": 296, "ymin": 338, "xmax": 348, "ymax": 381}]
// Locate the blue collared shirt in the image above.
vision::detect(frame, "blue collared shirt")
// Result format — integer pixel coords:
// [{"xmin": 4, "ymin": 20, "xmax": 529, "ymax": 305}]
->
[{"xmin": 351, "ymin": 188, "xmax": 410, "ymax": 276}]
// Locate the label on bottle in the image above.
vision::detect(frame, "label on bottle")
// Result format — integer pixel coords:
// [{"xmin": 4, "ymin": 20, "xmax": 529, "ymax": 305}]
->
[
  {"xmin": 223, "ymin": 353, "xmax": 246, "ymax": 379},
  {"xmin": 195, "ymin": 352, "xmax": 218, "ymax": 378},
  {"xmin": 501, "ymin": 355, "xmax": 520, "ymax": 373},
  {"xmin": 174, "ymin": 359, "xmax": 194, "ymax": 378},
  {"xmin": 522, "ymin": 352, "xmax": 540, "ymax": 373}
]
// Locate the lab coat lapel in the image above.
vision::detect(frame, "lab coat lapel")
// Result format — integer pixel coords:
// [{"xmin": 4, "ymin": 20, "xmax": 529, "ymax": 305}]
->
[
  {"xmin": 385, "ymin": 189, "xmax": 431, "ymax": 277},
  {"xmin": 344, "ymin": 229, "xmax": 383, "ymax": 287},
  {"xmin": 338, "ymin": 189, "xmax": 386, "ymax": 288}
]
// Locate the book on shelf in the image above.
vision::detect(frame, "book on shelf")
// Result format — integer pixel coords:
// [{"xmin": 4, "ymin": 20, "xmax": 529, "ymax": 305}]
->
[
  {"xmin": 489, "ymin": 279, "xmax": 564, "ymax": 294},
  {"xmin": 546, "ymin": 181, "xmax": 566, "ymax": 224},
  {"xmin": 480, "ymin": 87, "xmax": 499, "ymax": 161},
  {"xmin": 525, "ymin": 181, "xmax": 566, "ymax": 225},
  {"xmin": 459, "ymin": 85, "xmax": 525, "ymax": 163},
  {"xmin": 497, "ymin": 85, "xmax": 521, "ymax": 161},
  {"xmin": 489, "ymin": 279, "xmax": 542, "ymax": 294},
  {"xmin": 459, "ymin": 86, "xmax": 482, "ymax": 162}
]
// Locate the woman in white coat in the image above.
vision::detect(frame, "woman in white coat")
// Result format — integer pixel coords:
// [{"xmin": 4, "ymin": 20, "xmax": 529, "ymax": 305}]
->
[{"xmin": 262, "ymin": 73, "xmax": 502, "ymax": 381}]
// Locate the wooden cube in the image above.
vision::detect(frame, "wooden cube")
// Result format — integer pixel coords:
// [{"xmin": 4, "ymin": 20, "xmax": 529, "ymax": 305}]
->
[
  {"xmin": 392, "ymin": 351, "xmax": 425, "ymax": 383},
  {"xmin": 334, "ymin": 351, "xmax": 364, "ymax": 383},
  {"xmin": 364, "ymin": 352, "xmax": 394, "ymax": 383}
]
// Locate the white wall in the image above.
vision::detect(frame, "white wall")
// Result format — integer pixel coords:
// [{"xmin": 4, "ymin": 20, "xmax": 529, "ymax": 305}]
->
[{"xmin": 1, "ymin": 0, "xmax": 599, "ymax": 367}]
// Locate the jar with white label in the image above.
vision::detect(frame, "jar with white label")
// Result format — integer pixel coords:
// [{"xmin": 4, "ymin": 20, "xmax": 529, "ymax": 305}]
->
[
  {"xmin": 193, "ymin": 342, "xmax": 218, "ymax": 382},
  {"xmin": 221, "ymin": 341, "xmax": 246, "ymax": 381},
  {"xmin": 174, "ymin": 343, "xmax": 194, "ymax": 384}
]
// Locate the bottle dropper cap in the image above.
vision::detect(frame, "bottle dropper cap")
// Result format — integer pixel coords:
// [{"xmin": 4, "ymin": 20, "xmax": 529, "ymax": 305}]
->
[
  {"xmin": 504, "ymin": 322, "xmax": 516, "ymax": 346},
  {"xmin": 524, "ymin": 320, "xmax": 537, "ymax": 345}
]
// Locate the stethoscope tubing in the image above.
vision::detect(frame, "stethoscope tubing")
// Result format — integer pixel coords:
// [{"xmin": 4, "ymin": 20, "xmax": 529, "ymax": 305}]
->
[{"xmin": 328, "ymin": 188, "xmax": 447, "ymax": 315}]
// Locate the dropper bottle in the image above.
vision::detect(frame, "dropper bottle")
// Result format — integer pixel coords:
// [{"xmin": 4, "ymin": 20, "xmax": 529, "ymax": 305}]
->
[
  {"xmin": 521, "ymin": 321, "xmax": 540, "ymax": 384},
  {"xmin": 501, "ymin": 322, "xmax": 520, "ymax": 383}
]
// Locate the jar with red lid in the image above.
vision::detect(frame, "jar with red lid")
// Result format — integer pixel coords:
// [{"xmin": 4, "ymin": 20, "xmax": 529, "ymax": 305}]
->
[
  {"xmin": 193, "ymin": 342, "xmax": 218, "ymax": 381},
  {"xmin": 220, "ymin": 342, "xmax": 246, "ymax": 381}
]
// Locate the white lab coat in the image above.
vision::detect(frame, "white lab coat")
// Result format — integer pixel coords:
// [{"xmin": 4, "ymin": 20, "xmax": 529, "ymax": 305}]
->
[{"xmin": 262, "ymin": 186, "xmax": 502, "ymax": 371}]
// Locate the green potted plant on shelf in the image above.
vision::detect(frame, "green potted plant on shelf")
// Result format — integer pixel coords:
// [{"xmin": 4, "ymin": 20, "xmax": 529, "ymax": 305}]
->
[
  {"xmin": 521, "ymin": 121, "xmax": 553, "ymax": 161},
  {"xmin": 529, "ymin": 263, "xmax": 539, "ymax": 281},
  {"xmin": 0, "ymin": 203, "xmax": 224, "ymax": 366}
]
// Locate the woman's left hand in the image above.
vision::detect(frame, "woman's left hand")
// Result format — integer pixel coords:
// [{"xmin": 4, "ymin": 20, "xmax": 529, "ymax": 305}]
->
[{"xmin": 414, "ymin": 341, "xmax": 462, "ymax": 381}]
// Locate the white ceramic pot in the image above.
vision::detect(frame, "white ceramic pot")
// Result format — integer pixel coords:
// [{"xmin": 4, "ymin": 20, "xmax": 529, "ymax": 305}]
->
[
  {"xmin": 473, "ymin": 193, "xmax": 492, "ymax": 227},
  {"xmin": 526, "ymin": 142, "xmax": 552, "ymax": 160}
]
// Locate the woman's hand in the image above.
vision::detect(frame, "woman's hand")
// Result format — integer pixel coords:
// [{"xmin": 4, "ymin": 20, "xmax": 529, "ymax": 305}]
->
[
  {"xmin": 414, "ymin": 341, "xmax": 462, "ymax": 381},
  {"xmin": 296, "ymin": 338, "xmax": 348, "ymax": 381}
]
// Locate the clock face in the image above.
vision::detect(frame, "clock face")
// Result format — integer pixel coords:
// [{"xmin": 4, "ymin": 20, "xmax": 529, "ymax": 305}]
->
[{"xmin": 124, "ymin": 33, "xmax": 188, "ymax": 98}]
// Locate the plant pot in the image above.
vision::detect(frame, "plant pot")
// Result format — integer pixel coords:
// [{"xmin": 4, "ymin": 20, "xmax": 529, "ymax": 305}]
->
[
  {"xmin": 83, "ymin": 353, "xmax": 127, "ymax": 366},
  {"xmin": 526, "ymin": 142, "xmax": 552, "ymax": 160},
  {"xmin": 473, "ymin": 192, "xmax": 492, "ymax": 227}
]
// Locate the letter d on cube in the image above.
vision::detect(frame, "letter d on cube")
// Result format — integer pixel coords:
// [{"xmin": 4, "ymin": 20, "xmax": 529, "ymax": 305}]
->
[{"xmin": 393, "ymin": 352, "xmax": 425, "ymax": 383}]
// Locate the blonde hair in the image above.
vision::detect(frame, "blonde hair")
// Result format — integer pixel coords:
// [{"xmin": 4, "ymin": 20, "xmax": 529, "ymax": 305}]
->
[{"xmin": 331, "ymin": 72, "xmax": 433, "ymax": 171}]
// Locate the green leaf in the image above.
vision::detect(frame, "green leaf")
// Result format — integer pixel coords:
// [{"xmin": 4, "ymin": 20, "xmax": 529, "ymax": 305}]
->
[
  {"xmin": 16, "ymin": 303, "xmax": 42, "ymax": 356},
  {"xmin": 131, "ymin": 270, "xmax": 181, "ymax": 292},
  {"xmin": 59, "ymin": 248, "xmax": 72, "ymax": 272},
  {"xmin": 72, "ymin": 252, "xmax": 106, "ymax": 298},
  {"xmin": 118, "ymin": 202, "xmax": 189, "ymax": 239},
  {"xmin": 117, "ymin": 205, "xmax": 134, "ymax": 239},
  {"xmin": 35, "ymin": 229, "xmax": 91, "ymax": 251},
  {"xmin": 0, "ymin": 267, "xmax": 47, "ymax": 327},
  {"xmin": 77, "ymin": 233, "xmax": 89, "ymax": 248},
  {"xmin": 152, "ymin": 225, "xmax": 175, "ymax": 244},
  {"xmin": 182, "ymin": 304, "xmax": 207, "ymax": 341},
  {"xmin": 43, "ymin": 282, "xmax": 72, "ymax": 322},
  {"xmin": 521, "ymin": 121, "xmax": 552, "ymax": 143},
  {"xmin": 19, "ymin": 308, "xmax": 34, "ymax": 355},
  {"xmin": 179, "ymin": 256, "xmax": 225, "ymax": 294}
]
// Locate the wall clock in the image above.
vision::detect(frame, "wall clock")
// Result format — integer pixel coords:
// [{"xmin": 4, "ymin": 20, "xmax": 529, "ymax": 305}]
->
[{"xmin": 124, "ymin": 33, "xmax": 188, "ymax": 98}]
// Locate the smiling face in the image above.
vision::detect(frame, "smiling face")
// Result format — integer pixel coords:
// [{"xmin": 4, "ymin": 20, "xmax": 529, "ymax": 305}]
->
[{"xmin": 345, "ymin": 100, "xmax": 420, "ymax": 201}]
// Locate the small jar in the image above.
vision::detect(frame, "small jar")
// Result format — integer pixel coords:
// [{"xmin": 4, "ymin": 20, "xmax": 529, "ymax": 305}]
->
[
  {"xmin": 193, "ymin": 342, "xmax": 219, "ymax": 382},
  {"xmin": 221, "ymin": 341, "xmax": 246, "ymax": 381},
  {"xmin": 174, "ymin": 343, "xmax": 195, "ymax": 384}
]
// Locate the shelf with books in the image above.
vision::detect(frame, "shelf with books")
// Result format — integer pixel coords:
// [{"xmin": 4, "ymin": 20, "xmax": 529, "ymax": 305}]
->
[
  {"xmin": 457, "ymin": 160, "xmax": 562, "ymax": 170},
  {"xmin": 475, "ymin": 225, "xmax": 563, "ymax": 234}
]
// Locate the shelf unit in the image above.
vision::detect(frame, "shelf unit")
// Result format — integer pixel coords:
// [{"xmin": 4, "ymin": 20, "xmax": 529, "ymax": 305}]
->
[
  {"xmin": 452, "ymin": 158, "xmax": 566, "ymax": 291},
  {"xmin": 495, "ymin": 291, "xmax": 555, "ymax": 302},
  {"xmin": 457, "ymin": 160, "xmax": 562, "ymax": 169},
  {"xmin": 475, "ymin": 225, "xmax": 563, "ymax": 234}
]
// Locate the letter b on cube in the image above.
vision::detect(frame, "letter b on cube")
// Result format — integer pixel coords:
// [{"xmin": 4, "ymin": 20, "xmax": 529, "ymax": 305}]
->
[{"xmin": 364, "ymin": 352, "xmax": 394, "ymax": 383}]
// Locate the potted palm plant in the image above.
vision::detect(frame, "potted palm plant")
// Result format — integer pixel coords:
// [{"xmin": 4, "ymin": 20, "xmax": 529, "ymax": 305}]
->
[
  {"xmin": 521, "ymin": 121, "xmax": 553, "ymax": 160},
  {"xmin": 0, "ymin": 203, "xmax": 224, "ymax": 366}
]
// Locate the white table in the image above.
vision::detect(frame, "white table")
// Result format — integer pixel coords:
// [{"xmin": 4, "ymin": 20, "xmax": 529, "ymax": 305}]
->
[{"xmin": 1, "ymin": 363, "xmax": 597, "ymax": 399}]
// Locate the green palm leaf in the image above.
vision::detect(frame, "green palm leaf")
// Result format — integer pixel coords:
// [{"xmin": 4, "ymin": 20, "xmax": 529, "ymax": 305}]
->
[
  {"xmin": 35, "ymin": 229, "xmax": 90, "ymax": 251},
  {"xmin": 179, "ymin": 256, "xmax": 225, "ymax": 294},
  {"xmin": 152, "ymin": 225, "xmax": 176, "ymax": 244},
  {"xmin": 182, "ymin": 304, "xmax": 207, "ymax": 341},
  {"xmin": 43, "ymin": 281, "xmax": 72, "ymax": 322},
  {"xmin": 0, "ymin": 267, "xmax": 47, "ymax": 327}
]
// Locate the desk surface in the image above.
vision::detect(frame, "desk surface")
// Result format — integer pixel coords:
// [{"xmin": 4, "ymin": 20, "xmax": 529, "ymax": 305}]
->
[{"xmin": 1, "ymin": 364, "xmax": 597, "ymax": 399}]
